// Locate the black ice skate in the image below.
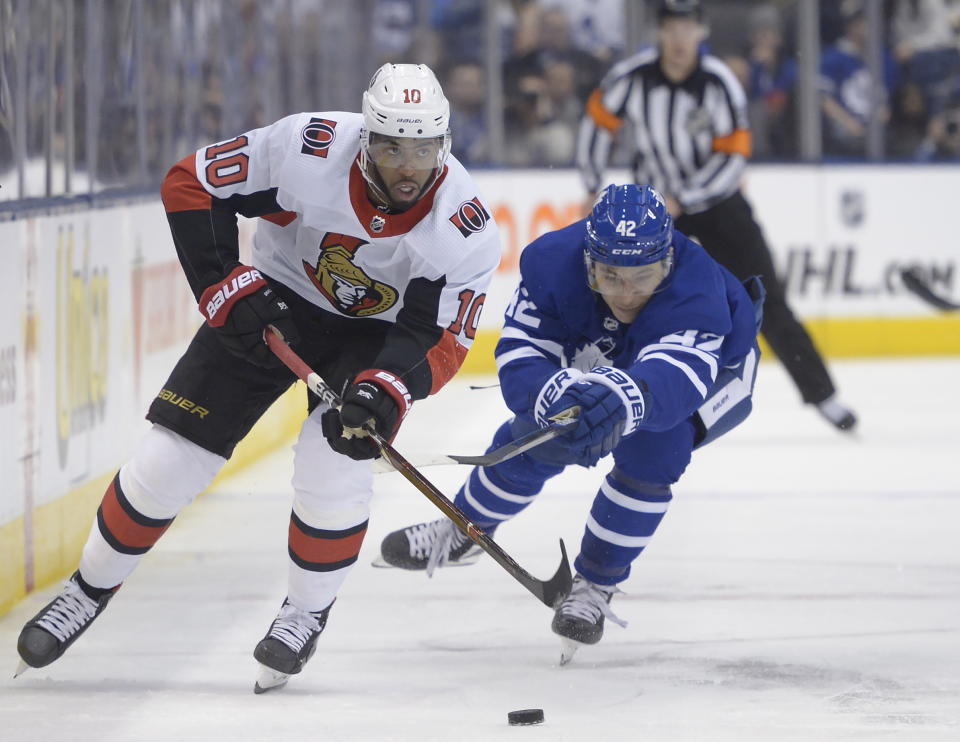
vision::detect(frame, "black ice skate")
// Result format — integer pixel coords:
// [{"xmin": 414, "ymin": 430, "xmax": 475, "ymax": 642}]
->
[
  {"xmin": 253, "ymin": 598, "xmax": 332, "ymax": 694},
  {"xmin": 374, "ymin": 517, "xmax": 482, "ymax": 575},
  {"xmin": 815, "ymin": 395, "xmax": 857, "ymax": 432},
  {"xmin": 551, "ymin": 575, "xmax": 627, "ymax": 665},
  {"xmin": 16, "ymin": 571, "xmax": 116, "ymax": 675}
]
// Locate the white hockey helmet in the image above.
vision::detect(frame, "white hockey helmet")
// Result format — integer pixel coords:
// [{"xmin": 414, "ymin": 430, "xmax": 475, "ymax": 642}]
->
[{"xmin": 360, "ymin": 63, "xmax": 452, "ymax": 209}]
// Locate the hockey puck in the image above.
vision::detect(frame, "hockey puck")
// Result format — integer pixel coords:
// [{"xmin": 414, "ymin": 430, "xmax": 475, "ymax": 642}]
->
[{"xmin": 507, "ymin": 709, "xmax": 544, "ymax": 726}]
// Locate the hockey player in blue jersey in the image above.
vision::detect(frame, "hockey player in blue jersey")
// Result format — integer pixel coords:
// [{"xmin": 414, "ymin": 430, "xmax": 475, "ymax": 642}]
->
[{"xmin": 378, "ymin": 184, "xmax": 764, "ymax": 662}]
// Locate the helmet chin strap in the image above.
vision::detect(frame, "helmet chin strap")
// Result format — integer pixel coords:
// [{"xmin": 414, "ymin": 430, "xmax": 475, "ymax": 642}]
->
[
  {"xmin": 361, "ymin": 160, "xmax": 440, "ymax": 214},
  {"xmin": 361, "ymin": 164, "xmax": 395, "ymax": 211}
]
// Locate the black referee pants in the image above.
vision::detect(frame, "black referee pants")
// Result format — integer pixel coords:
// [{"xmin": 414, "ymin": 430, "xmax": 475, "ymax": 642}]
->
[{"xmin": 675, "ymin": 190, "xmax": 836, "ymax": 404}]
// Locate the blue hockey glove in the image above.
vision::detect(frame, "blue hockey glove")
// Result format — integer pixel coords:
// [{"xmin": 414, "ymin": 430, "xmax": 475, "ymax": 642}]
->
[
  {"xmin": 542, "ymin": 366, "xmax": 647, "ymax": 467},
  {"xmin": 533, "ymin": 368, "xmax": 584, "ymax": 425}
]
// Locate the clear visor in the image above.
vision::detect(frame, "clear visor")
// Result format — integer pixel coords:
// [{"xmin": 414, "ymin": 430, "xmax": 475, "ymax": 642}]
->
[
  {"xmin": 587, "ymin": 256, "xmax": 671, "ymax": 298},
  {"xmin": 367, "ymin": 134, "xmax": 446, "ymax": 170}
]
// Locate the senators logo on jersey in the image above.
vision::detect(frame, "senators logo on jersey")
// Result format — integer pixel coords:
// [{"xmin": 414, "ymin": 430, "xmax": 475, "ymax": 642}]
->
[
  {"xmin": 300, "ymin": 117, "xmax": 337, "ymax": 158},
  {"xmin": 449, "ymin": 197, "xmax": 490, "ymax": 237},
  {"xmin": 303, "ymin": 233, "xmax": 398, "ymax": 317}
]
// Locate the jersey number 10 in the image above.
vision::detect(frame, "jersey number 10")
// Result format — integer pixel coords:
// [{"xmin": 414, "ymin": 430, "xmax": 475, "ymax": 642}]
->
[{"xmin": 447, "ymin": 289, "xmax": 485, "ymax": 340}]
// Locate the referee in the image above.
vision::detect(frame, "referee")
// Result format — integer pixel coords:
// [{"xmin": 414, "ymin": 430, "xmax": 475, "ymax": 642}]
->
[{"xmin": 576, "ymin": 0, "xmax": 856, "ymax": 432}]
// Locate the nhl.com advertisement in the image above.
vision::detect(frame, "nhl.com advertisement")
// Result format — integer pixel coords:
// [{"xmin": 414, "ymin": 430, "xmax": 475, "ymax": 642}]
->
[{"xmin": 471, "ymin": 167, "xmax": 959, "ymax": 324}]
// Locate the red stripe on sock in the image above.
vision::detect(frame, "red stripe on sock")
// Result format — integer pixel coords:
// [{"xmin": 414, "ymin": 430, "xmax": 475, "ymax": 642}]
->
[
  {"xmin": 288, "ymin": 520, "xmax": 368, "ymax": 567},
  {"xmin": 99, "ymin": 479, "xmax": 173, "ymax": 551}
]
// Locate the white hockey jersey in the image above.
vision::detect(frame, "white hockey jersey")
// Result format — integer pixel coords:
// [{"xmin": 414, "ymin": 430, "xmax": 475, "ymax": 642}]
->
[{"xmin": 160, "ymin": 112, "xmax": 501, "ymax": 399}]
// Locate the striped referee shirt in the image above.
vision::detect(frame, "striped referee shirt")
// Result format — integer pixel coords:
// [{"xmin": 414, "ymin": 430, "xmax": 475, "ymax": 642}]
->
[{"xmin": 576, "ymin": 48, "xmax": 752, "ymax": 215}]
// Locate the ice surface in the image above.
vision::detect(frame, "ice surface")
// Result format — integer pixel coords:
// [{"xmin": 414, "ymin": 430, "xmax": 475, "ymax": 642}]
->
[{"xmin": 2, "ymin": 359, "xmax": 958, "ymax": 741}]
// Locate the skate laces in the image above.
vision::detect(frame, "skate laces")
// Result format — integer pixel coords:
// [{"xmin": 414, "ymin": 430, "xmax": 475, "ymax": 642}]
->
[
  {"xmin": 268, "ymin": 602, "xmax": 322, "ymax": 653},
  {"xmin": 558, "ymin": 577, "xmax": 628, "ymax": 628},
  {"xmin": 35, "ymin": 579, "xmax": 100, "ymax": 643},
  {"xmin": 404, "ymin": 519, "xmax": 468, "ymax": 577}
]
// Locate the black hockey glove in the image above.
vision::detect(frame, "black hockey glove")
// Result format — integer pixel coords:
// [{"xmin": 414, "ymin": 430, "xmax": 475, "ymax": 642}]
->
[
  {"xmin": 320, "ymin": 370, "xmax": 412, "ymax": 461},
  {"xmin": 199, "ymin": 265, "xmax": 299, "ymax": 368}
]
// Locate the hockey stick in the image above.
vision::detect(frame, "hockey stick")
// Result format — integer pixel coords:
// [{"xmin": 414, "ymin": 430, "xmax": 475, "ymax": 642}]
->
[
  {"xmin": 264, "ymin": 328, "xmax": 573, "ymax": 608},
  {"xmin": 371, "ymin": 414, "xmax": 578, "ymax": 473},
  {"xmin": 900, "ymin": 267, "xmax": 960, "ymax": 312}
]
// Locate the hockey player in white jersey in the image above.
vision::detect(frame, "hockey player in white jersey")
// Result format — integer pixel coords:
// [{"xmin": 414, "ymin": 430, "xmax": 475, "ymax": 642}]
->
[{"xmin": 16, "ymin": 64, "xmax": 501, "ymax": 692}]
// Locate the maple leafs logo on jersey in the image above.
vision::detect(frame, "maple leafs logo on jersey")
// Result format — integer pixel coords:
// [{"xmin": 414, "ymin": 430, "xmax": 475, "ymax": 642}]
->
[
  {"xmin": 449, "ymin": 197, "xmax": 490, "ymax": 238},
  {"xmin": 302, "ymin": 233, "xmax": 398, "ymax": 317},
  {"xmin": 569, "ymin": 338, "xmax": 617, "ymax": 372},
  {"xmin": 300, "ymin": 118, "xmax": 338, "ymax": 158}
]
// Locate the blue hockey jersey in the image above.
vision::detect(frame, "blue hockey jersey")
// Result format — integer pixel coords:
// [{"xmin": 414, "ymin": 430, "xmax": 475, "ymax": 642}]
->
[{"xmin": 496, "ymin": 219, "xmax": 759, "ymax": 433}]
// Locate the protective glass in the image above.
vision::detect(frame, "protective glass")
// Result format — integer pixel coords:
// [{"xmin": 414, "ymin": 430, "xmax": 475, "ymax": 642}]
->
[
  {"xmin": 586, "ymin": 256, "xmax": 672, "ymax": 298},
  {"xmin": 366, "ymin": 134, "xmax": 446, "ymax": 170}
]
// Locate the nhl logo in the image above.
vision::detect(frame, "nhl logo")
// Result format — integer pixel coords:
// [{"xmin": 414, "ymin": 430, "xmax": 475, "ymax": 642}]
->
[
  {"xmin": 370, "ymin": 215, "xmax": 386, "ymax": 233},
  {"xmin": 603, "ymin": 317, "xmax": 619, "ymax": 331}
]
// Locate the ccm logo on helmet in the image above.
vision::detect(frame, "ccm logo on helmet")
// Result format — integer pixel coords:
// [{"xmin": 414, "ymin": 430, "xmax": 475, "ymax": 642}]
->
[
  {"xmin": 300, "ymin": 117, "xmax": 337, "ymax": 158},
  {"xmin": 611, "ymin": 247, "xmax": 647, "ymax": 255},
  {"xmin": 449, "ymin": 197, "xmax": 490, "ymax": 237}
]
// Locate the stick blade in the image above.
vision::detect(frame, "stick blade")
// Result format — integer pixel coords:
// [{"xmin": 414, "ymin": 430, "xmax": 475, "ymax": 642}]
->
[{"xmin": 527, "ymin": 539, "xmax": 573, "ymax": 608}]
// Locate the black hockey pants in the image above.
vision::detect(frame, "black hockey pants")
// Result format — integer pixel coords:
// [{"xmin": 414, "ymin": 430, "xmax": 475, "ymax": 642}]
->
[{"xmin": 675, "ymin": 191, "xmax": 836, "ymax": 404}]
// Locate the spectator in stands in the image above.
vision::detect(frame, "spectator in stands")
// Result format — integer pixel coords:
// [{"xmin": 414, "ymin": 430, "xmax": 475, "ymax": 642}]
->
[
  {"xmin": 445, "ymin": 61, "xmax": 490, "ymax": 165},
  {"xmin": 742, "ymin": 4, "xmax": 797, "ymax": 158},
  {"xmin": 540, "ymin": 0, "xmax": 626, "ymax": 64},
  {"xmin": 523, "ymin": 58, "xmax": 582, "ymax": 165},
  {"xmin": 889, "ymin": 81, "xmax": 935, "ymax": 159},
  {"xmin": 503, "ymin": 5, "xmax": 605, "ymax": 105},
  {"xmin": 820, "ymin": 1, "xmax": 899, "ymax": 158},
  {"xmin": 891, "ymin": 0, "xmax": 960, "ymax": 114},
  {"xmin": 501, "ymin": 4, "xmax": 606, "ymax": 166},
  {"xmin": 430, "ymin": 0, "xmax": 525, "ymax": 65},
  {"xmin": 922, "ymin": 92, "xmax": 960, "ymax": 158},
  {"xmin": 502, "ymin": 68, "xmax": 577, "ymax": 166}
]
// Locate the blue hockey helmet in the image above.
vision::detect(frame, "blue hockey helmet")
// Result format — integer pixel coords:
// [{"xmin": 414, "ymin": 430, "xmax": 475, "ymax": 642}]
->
[
  {"xmin": 584, "ymin": 184, "xmax": 675, "ymax": 301},
  {"xmin": 586, "ymin": 184, "xmax": 673, "ymax": 267}
]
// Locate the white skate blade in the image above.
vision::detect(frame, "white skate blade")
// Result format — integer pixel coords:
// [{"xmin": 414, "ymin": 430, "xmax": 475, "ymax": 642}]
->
[
  {"xmin": 13, "ymin": 659, "xmax": 30, "ymax": 678},
  {"xmin": 559, "ymin": 636, "xmax": 582, "ymax": 666},
  {"xmin": 254, "ymin": 665, "xmax": 290, "ymax": 694}
]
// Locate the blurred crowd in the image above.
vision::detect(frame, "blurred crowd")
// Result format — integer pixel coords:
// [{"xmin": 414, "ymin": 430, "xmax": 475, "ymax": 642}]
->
[
  {"xmin": 718, "ymin": 0, "xmax": 960, "ymax": 160},
  {"xmin": 4, "ymin": 0, "xmax": 960, "ymax": 203},
  {"xmin": 411, "ymin": 0, "xmax": 960, "ymax": 165}
]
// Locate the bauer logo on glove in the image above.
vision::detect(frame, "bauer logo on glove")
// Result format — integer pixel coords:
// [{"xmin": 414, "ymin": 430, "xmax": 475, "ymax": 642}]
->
[{"xmin": 201, "ymin": 266, "xmax": 265, "ymax": 325}]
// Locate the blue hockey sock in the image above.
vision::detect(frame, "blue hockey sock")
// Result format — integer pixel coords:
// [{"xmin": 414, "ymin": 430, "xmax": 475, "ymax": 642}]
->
[
  {"xmin": 452, "ymin": 420, "xmax": 562, "ymax": 530},
  {"xmin": 574, "ymin": 472, "xmax": 672, "ymax": 585}
]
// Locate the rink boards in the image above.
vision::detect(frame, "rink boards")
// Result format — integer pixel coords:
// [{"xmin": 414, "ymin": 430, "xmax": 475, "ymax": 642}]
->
[{"xmin": 2, "ymin": 165, "xmax": 959, "ymax": 614}]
